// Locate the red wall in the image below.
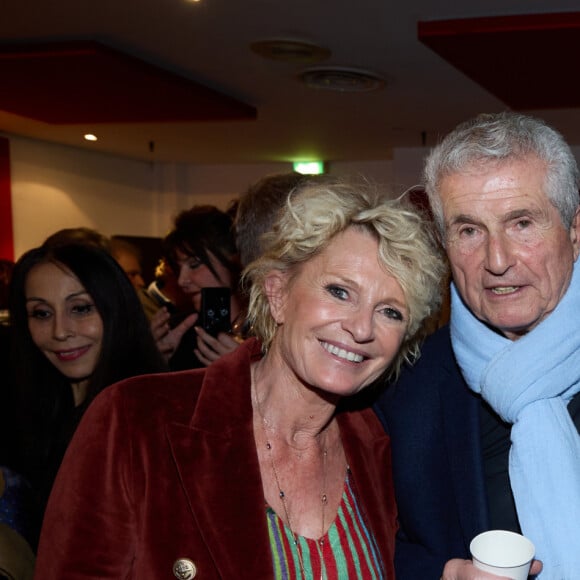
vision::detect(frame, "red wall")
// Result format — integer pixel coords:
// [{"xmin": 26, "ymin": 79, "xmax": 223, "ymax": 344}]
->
[{"xmin": 0, "ymin": 137, "xmax": 13, "ymax": 261}]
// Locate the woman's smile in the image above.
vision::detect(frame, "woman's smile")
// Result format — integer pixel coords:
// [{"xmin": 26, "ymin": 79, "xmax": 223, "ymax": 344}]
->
[
  {"xmin": 53, "ymin": 345, "xmax": 93, "ymax": 362},
  {"xmin": 319, "ymin": 340, "xmax": 366, "ymax": 363}
]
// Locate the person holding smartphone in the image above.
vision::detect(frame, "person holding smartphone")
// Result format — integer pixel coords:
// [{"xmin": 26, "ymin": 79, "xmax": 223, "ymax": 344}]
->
[{"xmin": 150, "ymin": 204, "xmax": 246, "ymax": 369}]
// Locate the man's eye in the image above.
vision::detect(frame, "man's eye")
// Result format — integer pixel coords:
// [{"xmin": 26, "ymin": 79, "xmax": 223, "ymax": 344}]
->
[
  {"xmin": 516, "ymin": 219, "xmax": 532, "ymax": 229},
  {"xmin": 459, "ymin": 226, "xmax": 477, "ymax": 237},
  {"xmin": 326, "ymin": 285, "xmax": 348, "ymax": 300}
]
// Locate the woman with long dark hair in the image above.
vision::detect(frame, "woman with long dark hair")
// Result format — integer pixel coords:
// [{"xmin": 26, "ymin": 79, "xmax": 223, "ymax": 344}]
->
[{"xmin": 8, "ymin": 243, "xmax": 166, "ymax": 517}]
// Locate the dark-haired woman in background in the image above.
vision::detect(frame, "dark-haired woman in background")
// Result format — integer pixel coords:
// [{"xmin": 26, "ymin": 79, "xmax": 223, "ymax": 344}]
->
[
  {"xmin": 151, "ymin": 205, "xmax": 246, "ymax": 369},
  {"xmin": 8, "ymin": 243, "xmax": 166, "ymax": 522}
]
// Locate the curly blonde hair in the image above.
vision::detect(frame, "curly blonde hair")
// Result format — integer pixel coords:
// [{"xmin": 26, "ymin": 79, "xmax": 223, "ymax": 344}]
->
[{"xmin": 243, "ymin": 178, "xmax": 447, "ymax": 378}]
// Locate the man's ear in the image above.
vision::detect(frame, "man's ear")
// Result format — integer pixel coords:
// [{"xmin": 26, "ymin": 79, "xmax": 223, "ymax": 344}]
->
[
  {"xmin": 571, "ymin": 206, "xmax": 580, "ymax": 261},
  {"xmin": 264, "ymin": 270, "xmax": 288, "ymax": 324}
]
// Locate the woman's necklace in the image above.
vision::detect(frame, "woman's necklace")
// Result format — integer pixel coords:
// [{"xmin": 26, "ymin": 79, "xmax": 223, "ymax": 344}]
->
[
  {"xmin": 264, "ymin": 434, "xmax": 328, "ymax": 579},
  {"xmin": 253, "ymin": 384, "xmax": 330, "ymax": 579}
]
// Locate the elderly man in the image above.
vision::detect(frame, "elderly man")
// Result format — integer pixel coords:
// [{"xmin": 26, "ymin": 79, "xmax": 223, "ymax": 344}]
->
[{"xmin": 375, "ymin": 112, "xmax": 580, "ymax": 579}]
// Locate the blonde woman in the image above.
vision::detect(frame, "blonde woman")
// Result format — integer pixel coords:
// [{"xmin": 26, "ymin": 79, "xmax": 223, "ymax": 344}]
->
[{"xmin": 36, "ymin": 179, "xmax": 445, "ymax": 579}]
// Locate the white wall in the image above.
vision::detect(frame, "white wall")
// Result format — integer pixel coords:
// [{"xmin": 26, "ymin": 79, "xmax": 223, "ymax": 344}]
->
[
  {"xmin": 9, "ymin": 137, "xmax": 160, "ymax": 257},
  {"xmin": 6, "ymin": 134, "xmax": 424, "ymax": 259}
]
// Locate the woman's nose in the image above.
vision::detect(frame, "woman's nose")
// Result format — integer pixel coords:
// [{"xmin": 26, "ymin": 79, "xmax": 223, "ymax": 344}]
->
[
  {"xmin": 52, "ymin": 312, "xmax": 74, "ymax": 340},
  {"xmin": 341, "ymin": 307, "xmax": 374, "ymax": 342},
  {"xmin": 176, "ymin": 265, "xmax": 190, "ymax": 288}
]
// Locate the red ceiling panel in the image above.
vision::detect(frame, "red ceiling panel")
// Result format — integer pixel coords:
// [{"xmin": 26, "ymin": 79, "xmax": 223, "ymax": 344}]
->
[
  {"xmin": 418, "ymin": 12, "xmax": 580, "ymax": 110},
  {"xmin": 0, "ymin": 40, "xmax": 256, "ymax": 124}
]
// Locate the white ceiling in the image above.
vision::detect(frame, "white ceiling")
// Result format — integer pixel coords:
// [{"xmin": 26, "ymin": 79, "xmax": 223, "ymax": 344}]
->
[{"xmin": 2, "ymin": 0, "xmax": 580, "ymax": 164}]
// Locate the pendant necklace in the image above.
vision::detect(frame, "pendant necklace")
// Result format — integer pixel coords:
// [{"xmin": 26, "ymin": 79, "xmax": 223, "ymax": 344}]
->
[
  {"xmin": 263, "ymin": 428, "xmax": 328, "ymax": 580},
  {"xmin": 255, "ymin": 388, "xmax": 329, "ymax": 579}
]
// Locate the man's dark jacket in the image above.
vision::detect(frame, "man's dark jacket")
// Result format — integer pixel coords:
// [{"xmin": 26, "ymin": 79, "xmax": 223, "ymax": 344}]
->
[{"xmin": 374, "ymin": 325, "xmax": 490, "ymax": 579}]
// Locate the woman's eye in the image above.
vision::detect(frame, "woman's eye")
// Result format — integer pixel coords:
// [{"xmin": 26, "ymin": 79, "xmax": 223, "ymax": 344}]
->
[
  {"xmin": 29, "ymin": 309, "xmax": 51, "ymax": 320},
  {"xmin": 187, "ymin": 259, "xmax": 202, "ymax": 270},
  {"xmin": 380, "ymin": 306, "xmax": 404, "ymax": 321},
  {"xmin": 326, "ymin": 285, "xmax": 348, "ymax": 300},
  {"xmin": 71, "ymin": 303, "xmax": 96, "ymax": 315}
]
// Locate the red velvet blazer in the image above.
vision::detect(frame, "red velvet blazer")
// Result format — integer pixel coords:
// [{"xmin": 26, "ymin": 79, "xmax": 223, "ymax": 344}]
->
[{"xmin": 35, "ymin": 338, "xmax": 397, "ymax": 579}]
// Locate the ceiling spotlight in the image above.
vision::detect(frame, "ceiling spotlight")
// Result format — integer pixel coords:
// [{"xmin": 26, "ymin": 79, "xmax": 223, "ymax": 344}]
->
[
  {"xmin": 250, "ymin": 39, "xmax": 331, "ymax": 63},
  {"xmin": 300, "ymin": 67, "xmax": 386, "ymax": 92},
  {"xmin": 84, "ymin": 134, "xmax": 98, "ymax": 141}
]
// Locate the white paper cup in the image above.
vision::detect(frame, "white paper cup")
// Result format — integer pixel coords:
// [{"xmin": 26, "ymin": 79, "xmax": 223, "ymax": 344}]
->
[{"xmin": 470, "ymin": 530, "xmax": 535, "ymax": 580}]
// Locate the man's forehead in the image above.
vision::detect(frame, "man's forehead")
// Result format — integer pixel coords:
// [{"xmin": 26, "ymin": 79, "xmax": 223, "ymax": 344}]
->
[
  {"xmin": 443, "ymin": 153, "xmax": 546, "ymax": 179},
  {"xmin": 441, "ymin": 156, "xmax": 547, "ymax": 194}
]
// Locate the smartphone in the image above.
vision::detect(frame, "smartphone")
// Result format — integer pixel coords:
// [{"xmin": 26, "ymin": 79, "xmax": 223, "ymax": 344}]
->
[{"xmin": 200, "ymin": 287, "xmax": 231, "ymax": 337}]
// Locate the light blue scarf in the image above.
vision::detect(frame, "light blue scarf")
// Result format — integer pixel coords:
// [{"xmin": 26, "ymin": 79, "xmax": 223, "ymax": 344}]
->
[{"xmin": 450, "ymin": 262, "xmax": 580, "ymax": 579}]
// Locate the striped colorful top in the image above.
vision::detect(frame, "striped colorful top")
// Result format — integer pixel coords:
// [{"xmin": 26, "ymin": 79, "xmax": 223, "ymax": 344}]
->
[{"xmin": 266, "ymin": 472, "xmax": 385, "ymax": 579}]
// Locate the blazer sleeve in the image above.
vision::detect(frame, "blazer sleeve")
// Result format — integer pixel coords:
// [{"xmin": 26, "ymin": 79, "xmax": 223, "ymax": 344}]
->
[
  {"xmin": 35, "ymin": 382, "xmax": 139, "ymax": 578},
  {"xmin": 392, "ymin": 535, "xmax": 450, "ymax": 580}
]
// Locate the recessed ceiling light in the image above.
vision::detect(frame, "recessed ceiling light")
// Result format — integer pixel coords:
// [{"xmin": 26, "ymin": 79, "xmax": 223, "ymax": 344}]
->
[
  {"xmin": 84, "ymin": 134, "xmax": 98, "ymax": 141},
  {"xmin": 300, "ymin": 67, "xmax": 386, "ymax": 92},
  {"xmin": 250, "ymin": 39, "xmax": 331, "ymax": 63}
]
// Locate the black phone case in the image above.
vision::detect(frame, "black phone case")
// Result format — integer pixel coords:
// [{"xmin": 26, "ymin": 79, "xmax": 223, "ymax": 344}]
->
[{"xmin": 200, "ymin": 287, "xmax": 231, "ymax": 337}]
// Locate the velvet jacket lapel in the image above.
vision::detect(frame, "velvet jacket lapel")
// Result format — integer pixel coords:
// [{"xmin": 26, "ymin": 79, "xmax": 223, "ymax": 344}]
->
[
  {"xmin": 167, "ymin": 339, "xmax": 271, "ymax": 578},
  {"xmin": 167, "ymin": 338, "xmax": 396, "ymax": 578}
]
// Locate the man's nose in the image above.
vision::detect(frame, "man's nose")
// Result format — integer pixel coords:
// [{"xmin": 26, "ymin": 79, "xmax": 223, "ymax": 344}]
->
[{"xmin": 484, "ymin": 233, "xmax": 515, "ymax": 275}]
